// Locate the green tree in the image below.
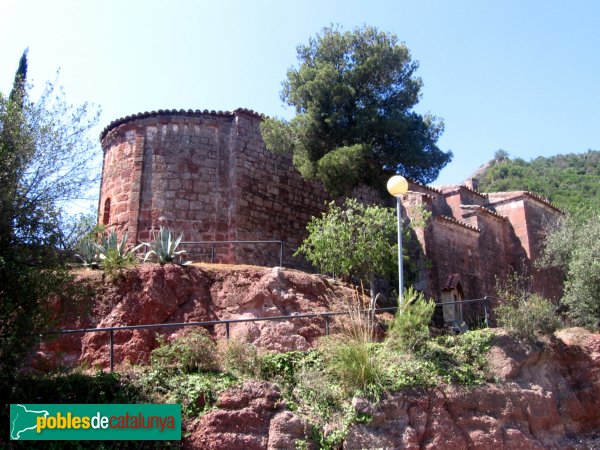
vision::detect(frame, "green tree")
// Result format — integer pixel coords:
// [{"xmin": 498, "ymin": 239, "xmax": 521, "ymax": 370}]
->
[
  {"xmin": 296, "ymin": 198, "xmax": 398, "ymax": 299},
  {"xmin": 261, "ymin": 25, "xmax": 452, "ymax": 195},
  {"xmin": 0, "ymin": 50, "xmax": 100, "ymax": 381},
  {"xmin": 476, "ymin": 150, "xmax": 600, "ymax": 213},
  {"xmin": 539, "ymin": 209, "xmax": 600, "ymax": 328}
]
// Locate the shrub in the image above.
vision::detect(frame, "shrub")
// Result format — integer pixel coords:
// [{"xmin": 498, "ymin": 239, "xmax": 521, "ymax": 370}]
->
[
  {"xmin": 494, "ymin": 272, "xmax": 561, "ymax": 342},
  {"xmin": 295, "ymin": 198, "xmax": 397, "ymax": 300},
  {"xmin": 386, "ymin": 287, "xmax": 435, "ymax": 351},
  {"xmin": 142, "ymin": 372, "xmax": 236, "ymax": 418},
  {"xmin": 218, "ymin": 338, "xmax": 261, "ymax": 378},
  {"xmin": 321, "ymin": 338, "xmax": 384, "ymax": 396},
  {"xmin": 420, "ymin": 330, "xmax": 492, "ymax": 385},
  {"xmin": 496, "ymin": 294, "xmax": 560, "ymax": 343},
  {"xmin": 540, "ymin": 209, "xmax": 600, "ymax": 328},
  {"xmin": 150, "ymin": 329, "xmax": 218, "ymax": 374}
]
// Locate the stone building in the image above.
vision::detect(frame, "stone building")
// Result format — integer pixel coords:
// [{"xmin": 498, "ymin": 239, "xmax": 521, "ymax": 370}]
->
[
  {"xmin": 401, "ymin": 181, "xmax": 563, "ymax": 325},
  {"xmin": 99, "ymin": 108, "xmax": 329, "ymax": 268},
  {"xmin": 99, "ymin": 109, "xmax": 563, "ymax": 322}
]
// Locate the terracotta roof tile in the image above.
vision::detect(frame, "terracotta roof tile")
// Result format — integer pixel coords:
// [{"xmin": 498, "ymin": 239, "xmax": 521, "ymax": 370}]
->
[
  {"xmin": 405, "ymin": 177, "xmax": 442, "ymax": 194},
  {"xmin": 442, "ymin": 273, "xmax": 462, "ymax": 291},
  {"xmin": 460, "ymin": 205, "xmax": 506, "ymax": 221},
  {"xmin": 436, "ymin": 215, "xmax": 481, "ymax": 232},
  {"xmin": 487, "ymin": 191, "xmax": 563, "ymax": 213},
  {"xmin": 100, "ymin": 108, "xmax": 265, "ymax": 140}
]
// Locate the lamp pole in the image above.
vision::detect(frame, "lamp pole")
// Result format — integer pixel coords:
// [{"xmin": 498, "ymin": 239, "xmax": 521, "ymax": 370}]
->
[
  {"xmin": 396, "ymin": 195, "xmax": 403, "ymax": 305},
  {"xmin": 387, "ymin": 175, "xmax": 409, "ymax": 306}
]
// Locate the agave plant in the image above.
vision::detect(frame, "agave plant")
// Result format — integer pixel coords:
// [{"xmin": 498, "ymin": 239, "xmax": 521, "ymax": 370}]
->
[
  {"xmin": 74, "ymin": 237, "xmax": 100, "ymax": 269},
  {"xmin": 143, "ymin": 227, "xmax": 190, "ymax": 265},
  {"xmin": 95, "ymin": 231, "xmax": 144, "ymax": 276}
]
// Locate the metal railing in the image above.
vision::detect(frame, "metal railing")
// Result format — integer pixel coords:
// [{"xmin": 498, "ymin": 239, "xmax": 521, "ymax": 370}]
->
[
  {"xmin": 434, "ymin": 296, "xmax": 496, "ymax": 328},
  {"xmin": 44, "ymin": 297, "xmax": 493, "ymax": 372},
  {"xmin": 180, "ymin": 240, "xmax": 284, "ymax": 267}
]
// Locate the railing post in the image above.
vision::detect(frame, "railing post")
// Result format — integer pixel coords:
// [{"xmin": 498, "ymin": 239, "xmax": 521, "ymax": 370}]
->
[
  {"xmin": 279, "ymin": 241, "xmax": 283, "ymax": 267},
  {"xmin": 225, "ymin": 322, "xmax": 230, "ymax": 340},
  {"xmin": 324, "ymin": 315, "xmax": 330, "ymax": 336},
  {"xmin": 109, "ymin": 329, "xmax": 114, "ymax": 372},
  {"xmin": 211, "ymin": 243, "xmax": 215, "ymax": 263},
  {"xmin": 483, "ymin": 296, "xmax": 490, "ymax": 328}
]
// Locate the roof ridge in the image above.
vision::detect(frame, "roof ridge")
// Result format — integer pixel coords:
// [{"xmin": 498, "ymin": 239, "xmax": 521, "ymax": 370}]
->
[
  {"xmin": 461, "ymin": 183, "xmax": 487, "ymax": 198},
  {"xmin": 100, "ymin": 108, "xmax": 265, "ymax": 141},
  {"xmin": 405, "ymin": 177, "xmax": 442, "ymax": 194},
  {"xmin": 437, "ymin": 215, "xmax": 481, "ymax": 232},
  {"xmin": 487, "ymin": 191, "xmax": 563, "ymax": 213},
  {"xmin": 461, "ymin": 204, "xmax": 506, "ymax": 220},
  {"xmin": 522, "ymin": 191, "xmax": 563, "ymax": 213}
]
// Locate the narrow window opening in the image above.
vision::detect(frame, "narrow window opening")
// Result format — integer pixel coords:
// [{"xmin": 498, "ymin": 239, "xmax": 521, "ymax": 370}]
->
[{"xmin": 103, "ymin": 198, "xmax": 111, "ymax": 225}]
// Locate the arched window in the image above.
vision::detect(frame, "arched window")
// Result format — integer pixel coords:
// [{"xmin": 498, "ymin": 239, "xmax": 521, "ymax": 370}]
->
[{"xmin": 103, "ymin": 198, "xmax": 111, "ymax": 225}]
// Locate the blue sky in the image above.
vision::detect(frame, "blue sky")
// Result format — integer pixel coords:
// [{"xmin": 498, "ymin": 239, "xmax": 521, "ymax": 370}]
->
[{"xmin": 2, "ymin": 0, "xmax": 600, "ymax": 193}]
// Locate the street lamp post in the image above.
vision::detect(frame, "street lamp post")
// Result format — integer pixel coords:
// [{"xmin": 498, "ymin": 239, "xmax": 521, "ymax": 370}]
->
[{"xmin": 387, "ymin": 175, "xmax": 409, "ymax": 305}]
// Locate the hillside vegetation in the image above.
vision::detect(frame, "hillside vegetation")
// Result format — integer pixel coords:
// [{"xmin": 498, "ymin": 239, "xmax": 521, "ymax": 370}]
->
[{"xmin": 475, "ymin": 150, "xmax": 600, "ymax": 212}]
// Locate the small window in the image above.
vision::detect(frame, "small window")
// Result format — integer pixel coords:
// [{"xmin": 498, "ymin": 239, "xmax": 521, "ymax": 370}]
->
[{"xmin": 103, "ymin": 198, "xmax": 111, "ymax": 225}]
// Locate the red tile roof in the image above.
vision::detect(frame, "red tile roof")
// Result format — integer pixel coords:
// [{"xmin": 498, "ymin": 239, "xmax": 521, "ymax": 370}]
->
[{"xmin": 100, "ymin": 108, "xmax": 264, "ymax": 140}]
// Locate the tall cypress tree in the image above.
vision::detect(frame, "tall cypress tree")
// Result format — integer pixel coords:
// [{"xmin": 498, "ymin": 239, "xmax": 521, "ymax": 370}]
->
[
  {"xmin": 9, "ymin": 48, "xmax": 28, "ymax": 106},
  {"xmin": 1, "ymin": 49, "xmax": 31, "ymax": 253}
]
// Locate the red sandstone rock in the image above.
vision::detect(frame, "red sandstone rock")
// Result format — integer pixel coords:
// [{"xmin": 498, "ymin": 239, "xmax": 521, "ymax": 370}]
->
[
  {"xmin": 33, "ymin": 264, "xmax": 358, "ymax": 368},
  {"xmin": 31, "ymin": 265, "xmax": 600, "ymax": 449},
  {"xmin": 338, "ymin": 330, "xmax": 600, "ymax": 450},
  {"xmin": 184, "ymin": 381, "xmax": 291, "ymax": 450}
]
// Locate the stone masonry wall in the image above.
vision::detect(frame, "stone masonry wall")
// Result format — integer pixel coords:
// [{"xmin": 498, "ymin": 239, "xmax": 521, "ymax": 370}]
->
[
  {"xmin": 426, "ymin": 216, "xmax": 481, "ymax": 299},
  {"xmin": 229, "ymin": 112, "xmax": 330, "ymax": 267},
  {"xmin": 98, "ymin": 128, "xmax": 143, "ymax": 240}
]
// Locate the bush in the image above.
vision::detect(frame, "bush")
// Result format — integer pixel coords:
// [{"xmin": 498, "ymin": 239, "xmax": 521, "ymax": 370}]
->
[
  {"xmin": 150, "ymin": 329, "xmax": 218, "ymax": 374},
  {"xmin": 218, "ymin": 338, "xmax": 261, "ymax": 378},
  {"xmin": 1, "ymin": 371, "xmax": 182, "ymax": 449},
  {"xmin": 386, "ymin": 287, "xmax": 435, "ymax": 351},
  {"xmin": 134, "ymin": 371, "xmax": 236, "ymax": 418},
  {"xmin": 420, "ymin": 330, "xmax": 492, "ymax": 385},
  {"xmin": 540, "ymin": 209, "xmax": 600, "ymax": 328},
  {"xmin": 496, "ymin": 294, "xmax": 560, "ymax": 343},
  {"xmin": 295, "ymin": 198, "xmax": 397, "ymax": 300}
]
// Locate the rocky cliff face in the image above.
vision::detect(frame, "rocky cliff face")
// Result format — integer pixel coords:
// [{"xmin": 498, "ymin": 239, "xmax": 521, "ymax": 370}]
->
[
  {"xmin": 183, "ymin": 328, "xmax": 600, "ymax": 450},
  {"xmin": 34, "ymin": 264, "xmax": 357, "ymax": 369}
]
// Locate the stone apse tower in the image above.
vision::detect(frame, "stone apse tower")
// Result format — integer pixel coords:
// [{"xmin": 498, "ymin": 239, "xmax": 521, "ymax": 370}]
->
[{"xmin": 98, "ymin": 108, "xmax": 329, "ymax": 267}]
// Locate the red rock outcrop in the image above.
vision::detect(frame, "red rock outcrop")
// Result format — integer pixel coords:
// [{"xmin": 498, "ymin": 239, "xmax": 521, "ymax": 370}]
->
[
  {"xmin": 33, "ymin": 265, "xmax": 600, "ymax": 448},
  {"xmin": 34, "ymin": 264, "xmax": 360, "ymax": 369},
  {"xmin": 184, "ymin": 381, "xmax": 308, "ymax": 450},
  {"xmin": 183, "ymin": 328, "xmax": 600, "ymax": 450}
]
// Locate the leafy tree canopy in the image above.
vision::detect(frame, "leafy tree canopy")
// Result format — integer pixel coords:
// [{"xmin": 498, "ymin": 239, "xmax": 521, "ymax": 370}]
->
[
  {"xmin": 296, "ymin": 199, "xmax": 396, "ymax": 299},
  {"xmin": 261, "ymin": 25, "xmax": 452, "ymax": 196},
  {"xmin": 0, "ymin": 50, "xmax": 100, "ymax": 377},
  {"xmin": 476, "ymin": 149, "xmax": 600, "ymax": 212},
  {"xmin": 295, "ymin": 198, "xmax": 430, "ymax": 300},
  {"xmin": 539, "ymin": 209, "xmax": 600, "ymax": 328}
]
